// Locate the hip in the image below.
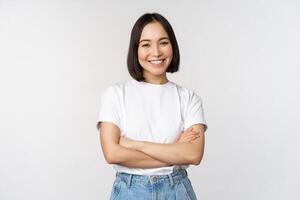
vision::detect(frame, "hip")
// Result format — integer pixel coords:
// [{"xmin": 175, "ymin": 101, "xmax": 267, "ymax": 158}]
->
[{"xmin": 110, "ymin": 169, "xmax": 198, "ymax": 200}]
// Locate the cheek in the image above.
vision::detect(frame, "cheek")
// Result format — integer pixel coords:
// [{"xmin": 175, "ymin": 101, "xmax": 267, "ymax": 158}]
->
[
  {"xmin": 137, "ymin": 50, "xmax": 147, "ymax": 61},
  {"xmin": 165, "ymin": 46, "xmax": 173, "ymax": 57}
]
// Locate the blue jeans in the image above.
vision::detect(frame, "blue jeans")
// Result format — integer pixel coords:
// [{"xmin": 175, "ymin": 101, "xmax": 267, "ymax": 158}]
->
[{"xmin": 109, "ymin": 169, "xmax": 198, "ymax": 200}]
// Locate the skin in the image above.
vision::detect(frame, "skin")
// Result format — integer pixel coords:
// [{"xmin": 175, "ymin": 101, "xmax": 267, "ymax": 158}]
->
[
  {"xmin": 120, "ymin": 127, "xmax": 201, "ymax": 149},
  {"xmin": 99, "ymin": 21, "xmax": 206, "ymax": 168},
  {"xmin": 138, "ymin": 22, "xmax": 172, "ymax": 85}
]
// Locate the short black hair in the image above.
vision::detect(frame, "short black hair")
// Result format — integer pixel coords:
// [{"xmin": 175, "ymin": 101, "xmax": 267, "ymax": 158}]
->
[{"xmin": 127, "ymin": 13, "xmax": 180, "ymax": 81}]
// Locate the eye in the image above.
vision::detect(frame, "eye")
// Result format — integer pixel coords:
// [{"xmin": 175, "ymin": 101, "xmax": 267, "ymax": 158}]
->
[
  {"xmin": 160, "ymin": 41, "xmax": 169, "ymax": 46},
  {"xmin": 141, "ymin": 43, "xmax": 150, "ymax": 48}
]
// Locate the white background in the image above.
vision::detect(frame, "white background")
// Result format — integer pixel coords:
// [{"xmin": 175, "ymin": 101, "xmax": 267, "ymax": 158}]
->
[{"xmin": 0, "ymin": 0, "xmax": 299, "ymax": 199}]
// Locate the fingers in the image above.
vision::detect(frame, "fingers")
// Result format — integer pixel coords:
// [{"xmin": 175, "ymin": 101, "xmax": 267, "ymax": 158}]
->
[
  {"xmin": 185, "ymin": 132, "xmax": 201, "ymax": 138},
  {"xmin": 184, "ymin": 133, "xmax": 200, "ymax": 140},
  {"xmin": 181, "ymin": 128, "xmax": 200, "ymax": 134},
  {"xmin": 185, "ymin": 134, "xmax": 201, "ymax": 142},
  {"xmin": 186, "ymin": 130, "xmax": 201, "ymax": 135},
  {"xmin": 177, "ymin": 130, "xmax": 201, "ymax": 143},
  {"xmin": 179, "ymin": 132, "xmax": 200, "ymax": 141},
  {"xmin": 179, "ymin": 129, "xmax": 201, "ymax": 141}
]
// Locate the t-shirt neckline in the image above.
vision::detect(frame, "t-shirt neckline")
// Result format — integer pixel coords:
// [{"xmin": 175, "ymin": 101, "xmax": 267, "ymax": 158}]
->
[{"xmin": 130, "ymin": 78, "xmax": 172, "ymax": 88}]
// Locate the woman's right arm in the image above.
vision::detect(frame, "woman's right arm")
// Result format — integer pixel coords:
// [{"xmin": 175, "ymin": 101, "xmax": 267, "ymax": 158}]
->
[{"xmin": 99, "ymin": 121, "xmax": 170, "ymax": 168}]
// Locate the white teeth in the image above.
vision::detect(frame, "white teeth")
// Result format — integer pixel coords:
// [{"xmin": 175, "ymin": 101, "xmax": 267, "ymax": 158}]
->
[{"xmin": 150, "ymin": 60, "xmax": 164, "ymax": 64}]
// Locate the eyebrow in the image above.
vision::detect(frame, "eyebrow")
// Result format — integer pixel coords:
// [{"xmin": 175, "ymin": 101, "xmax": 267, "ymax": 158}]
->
[{"xmin": 139, "ymin": 37, "xmax": 170, "ymax": 43}]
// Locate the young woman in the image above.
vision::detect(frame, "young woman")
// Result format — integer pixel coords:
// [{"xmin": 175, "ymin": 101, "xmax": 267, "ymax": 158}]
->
[{"xmin": 97, "ymin": 13, "xmax": 207, "ymax": 200}]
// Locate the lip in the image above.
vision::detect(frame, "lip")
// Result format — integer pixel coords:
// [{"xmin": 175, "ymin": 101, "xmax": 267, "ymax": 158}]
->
[
  {"xmin": 148, "ymin": 59, "xmax": 165, "ymax": 61},
  {"xmin": 148, "ymin": 59, "xmax": 165, "ymax": 63}
]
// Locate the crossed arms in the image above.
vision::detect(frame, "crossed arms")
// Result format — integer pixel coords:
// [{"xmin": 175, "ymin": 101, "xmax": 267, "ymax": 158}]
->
[{"xmin": 98, "ymin": 122, "xmax": 206, "ymax": 169}]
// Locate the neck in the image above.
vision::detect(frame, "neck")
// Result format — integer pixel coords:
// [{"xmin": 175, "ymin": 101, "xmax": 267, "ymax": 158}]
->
[
  {"xmin": 144, "ymin": 76, "xmax": 168, "ymax": 85},
  {"xmin": 143, "ymin": 71, "xmax": 168, "ymax": 85}
]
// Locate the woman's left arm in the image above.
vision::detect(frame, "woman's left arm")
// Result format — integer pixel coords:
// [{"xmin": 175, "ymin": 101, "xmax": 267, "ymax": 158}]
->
[{"xmin": 120, "ymin": 124, "xmax": 206, "ymax": 166}]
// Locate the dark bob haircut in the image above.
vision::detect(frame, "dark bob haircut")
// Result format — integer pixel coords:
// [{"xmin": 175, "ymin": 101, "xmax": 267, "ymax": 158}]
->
[{"xmin": 127, "ymin": 13, "xmax": 180, "ymax": 81}]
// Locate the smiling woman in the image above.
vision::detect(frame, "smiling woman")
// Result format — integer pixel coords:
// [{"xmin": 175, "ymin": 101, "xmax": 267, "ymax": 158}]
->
[
  {"xmin": 97, "ymin": 13, "xmax": 207, "ymax": 200},
  {"xmin": 137, "ymin": 22, "xmax": 173, "ymax": 83}
]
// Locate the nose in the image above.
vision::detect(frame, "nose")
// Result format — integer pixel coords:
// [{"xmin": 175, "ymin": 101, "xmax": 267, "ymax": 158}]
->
[{"xmin": 151, "ymin": 44, "xmax": 162, "ymax": 57}]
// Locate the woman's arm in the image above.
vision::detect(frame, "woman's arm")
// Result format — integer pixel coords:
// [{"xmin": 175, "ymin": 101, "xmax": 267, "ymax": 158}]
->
[
  {"xmin": 120, "ymin": 124, "xmax": 206, "ymax": 166},
  {"xmin": 99, "ymin": 121, "xmax": 170, "ymax": 168},
  {"xmin": 108, "ymin": 145, "xmax": 171, "ymax": 168}
]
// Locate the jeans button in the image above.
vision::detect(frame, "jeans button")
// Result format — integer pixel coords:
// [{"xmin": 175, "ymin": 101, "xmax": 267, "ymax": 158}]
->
[{"xmin": 151, "ymin": 176, "xmax": 157, "ymax": 182}]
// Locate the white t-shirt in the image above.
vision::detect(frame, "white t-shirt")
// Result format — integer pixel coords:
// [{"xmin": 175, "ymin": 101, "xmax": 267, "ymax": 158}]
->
[{"xmin": 97, "ymin": 78, "xmax": 207, "ymax": 175}]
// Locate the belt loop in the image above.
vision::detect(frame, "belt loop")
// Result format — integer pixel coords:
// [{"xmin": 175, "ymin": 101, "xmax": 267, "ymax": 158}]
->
[
  {"xmin": 184, "ymin": 169, "xmax": 188, "ymax": 176},
  {"xmin": 127, "ymin": 174, "xmax": 133, "ymax": 188},
  {"xmin": 167, "ymin": 174, "xmax": 174, "ymax": 187}
]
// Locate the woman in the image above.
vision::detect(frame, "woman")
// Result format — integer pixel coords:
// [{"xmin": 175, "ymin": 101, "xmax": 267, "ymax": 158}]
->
[{"xmin": 97, "ymin": 13, "xmax": 207, "ymax": 200}]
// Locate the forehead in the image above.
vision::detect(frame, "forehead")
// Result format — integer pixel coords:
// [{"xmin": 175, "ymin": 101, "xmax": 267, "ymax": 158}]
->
[{"xmin": 140, "ymin": 22, "xmax": 169, "ymax": 41}]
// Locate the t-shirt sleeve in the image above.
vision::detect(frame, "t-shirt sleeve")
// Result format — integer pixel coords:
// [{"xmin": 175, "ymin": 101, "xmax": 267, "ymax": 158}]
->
[
  {"xmin": 96, "ymin": 86, "xmax": 121, "ymax": 130},
  {"xmin": 184, "ymin": 91, "xmax": 208, "ymax": 132}
]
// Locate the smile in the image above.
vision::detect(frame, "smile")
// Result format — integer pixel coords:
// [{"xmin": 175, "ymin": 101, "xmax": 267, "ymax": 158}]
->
[{"xmin": 149, "ymin": 59, "xmax": 165, "ymax": 64}]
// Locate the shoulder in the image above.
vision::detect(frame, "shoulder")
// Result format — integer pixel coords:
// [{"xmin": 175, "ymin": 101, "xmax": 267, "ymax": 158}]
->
[
  {"xmin": 173, "ymin": 82, "xmax": 202, "ymax": 102},
  {"xmin": 100, "ymin": 80, "xmax": 129, "ymax": 97}
]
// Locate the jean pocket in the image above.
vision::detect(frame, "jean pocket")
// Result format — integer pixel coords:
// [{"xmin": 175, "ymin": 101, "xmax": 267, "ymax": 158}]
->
[
  {"xmin": 179, "ymin": 178, "xmax": 198, "ymax": 200},
  {"xmin": 109, "ymin": 178, "xmax": 122, "ymax": 200}
]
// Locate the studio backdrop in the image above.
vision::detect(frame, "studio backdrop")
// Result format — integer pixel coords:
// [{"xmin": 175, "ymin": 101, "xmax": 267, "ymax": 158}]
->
[{"xmin": 0, "ymin": 0, "xmax": 299, "ymax": 199}]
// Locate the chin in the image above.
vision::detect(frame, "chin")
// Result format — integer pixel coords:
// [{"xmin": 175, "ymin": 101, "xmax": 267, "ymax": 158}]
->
[{"xmin": 149, "ymin": 68, "xmax": 167, "ymax": 75}]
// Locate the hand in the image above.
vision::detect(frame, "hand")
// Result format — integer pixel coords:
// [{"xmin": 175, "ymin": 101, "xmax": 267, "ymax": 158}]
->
[{"xmin": 176, "ymin": 127, "xmax": 201, "ymax": 143}]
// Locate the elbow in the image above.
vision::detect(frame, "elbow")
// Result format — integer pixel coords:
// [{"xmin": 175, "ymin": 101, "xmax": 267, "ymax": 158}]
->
[
  {"xmin": 192, "ymin": 157, "xmax": 202, "ymax": 166},
  {"xmin": 190, "ymin": 154, "xmax": 204, "ymax": 166},
  {"xmin": 103, "ymin": 152, "xmax": 114, "ymax": 164},
  {"xmin": 105, "ymin": 154, "xmax": 115, "ymax": 164},
  {"xmin": 104, "ymin": 153, "xmax": 119, "ymax": 164},
  {"xmin": 102, "ymin": 145, "xmax": 119, "ymax": 164}
]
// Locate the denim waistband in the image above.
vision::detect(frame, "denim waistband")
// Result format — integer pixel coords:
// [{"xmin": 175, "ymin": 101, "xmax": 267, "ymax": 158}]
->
[{"xmin": 115, "ymin": 169, "xmax": 188, "ymax": 188}]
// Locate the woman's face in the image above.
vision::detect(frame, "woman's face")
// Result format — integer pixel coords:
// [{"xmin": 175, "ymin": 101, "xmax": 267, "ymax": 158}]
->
[{"xmin": 137, "ymin": 22, "xmax": 173, "ymax": 81}]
